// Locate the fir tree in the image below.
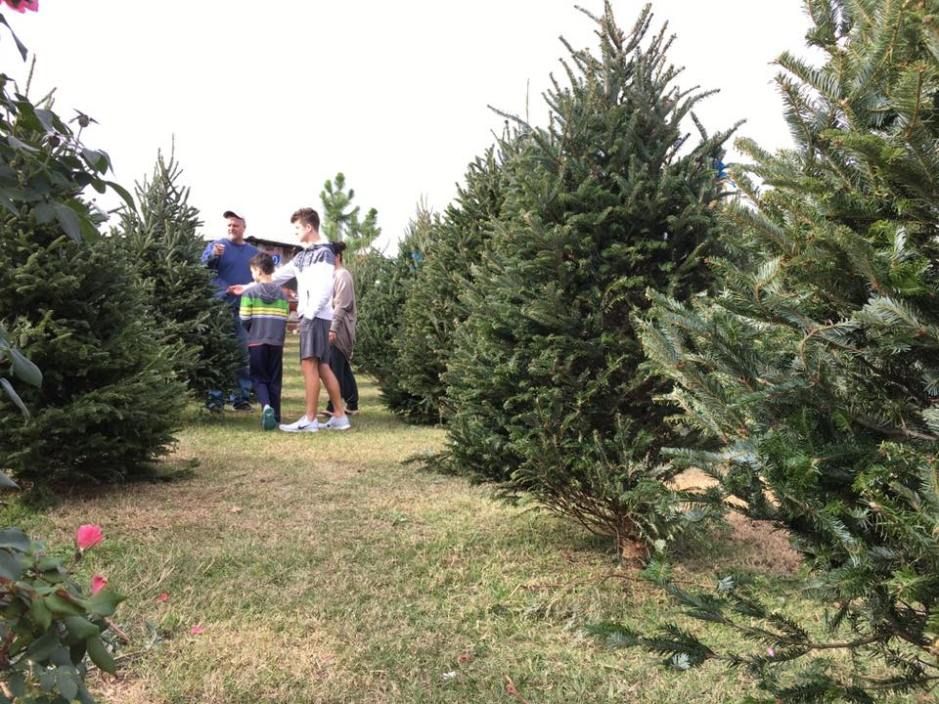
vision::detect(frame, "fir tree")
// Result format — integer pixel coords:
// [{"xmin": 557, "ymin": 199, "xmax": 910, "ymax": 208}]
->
[
  {"xmin": 393, "ymin": 143, "xmax": 515, "ymax": 425},
  {"xmin": 615, "ymin": 0, "xmax": 939, "ymax": 698},
  {"xmin": 355, "ymin": 206, "xmax": 434, "ymax": 416},
  {"xmin": 117, "ymin": 150, "xmax": 242, "ymax": 398},
  {"xmin": 443, "ymin": 3, "xmax": 733, "ymax": 552},
  {"xmin": 0, "ymin": 216, "xmax": 184, "ymax": 485}
]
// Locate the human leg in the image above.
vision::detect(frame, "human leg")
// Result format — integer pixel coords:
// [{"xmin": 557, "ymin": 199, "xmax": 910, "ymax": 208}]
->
[{"xmin": 269, "ymin": 345, "xmax": 284, "ymax": 422}]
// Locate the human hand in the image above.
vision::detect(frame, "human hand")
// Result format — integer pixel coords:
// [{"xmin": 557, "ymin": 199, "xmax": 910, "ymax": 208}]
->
[
  {"xmin": 328, "ymin": 331, "xmax": 337, "ymax": 345},
  {"xmin": 213, "ymin": 242, "xmax": 225, "ymax": 257},
  {"xmin": 228, "ymin": 284, "xmax": 246, "ymax": 296}
]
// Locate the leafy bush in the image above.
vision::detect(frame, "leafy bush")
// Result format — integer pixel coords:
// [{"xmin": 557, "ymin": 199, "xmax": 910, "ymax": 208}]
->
[{"xmin": 0, "ymin": 524, "xmax": 124, "ymax": 703}]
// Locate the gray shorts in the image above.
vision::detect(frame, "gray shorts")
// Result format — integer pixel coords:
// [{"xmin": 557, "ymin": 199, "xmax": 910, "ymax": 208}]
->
[{"xmin": 299, "ymin": 317, "xmax": 332, "ymax": 362}]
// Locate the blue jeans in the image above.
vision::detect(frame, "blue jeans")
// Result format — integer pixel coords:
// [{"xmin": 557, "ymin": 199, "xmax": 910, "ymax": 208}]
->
[
  {"xmin": 207, "ymin": 306, "xmax": 253, "ymax": 408},
  {"xmin": 231, "ymin": 309, "xmax": 253, "ymax": 405}
]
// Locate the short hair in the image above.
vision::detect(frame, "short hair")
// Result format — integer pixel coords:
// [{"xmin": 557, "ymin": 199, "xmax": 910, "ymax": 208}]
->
[
  {"xmin": 250, "ymin": 252, "xmax": 275, "ymax": 275},
  {"xmin": 330, "ymin": 241, "xmax": 347, "ymax": 259},
  {"xmin": 290, "ymin": 208, "xmax": 320, "ymax": 231}
]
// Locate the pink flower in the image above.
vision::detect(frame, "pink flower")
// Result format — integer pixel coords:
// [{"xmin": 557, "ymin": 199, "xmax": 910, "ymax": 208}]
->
[
  {"xmin": 156, "ymin": 592, "xmax": 170, "ymax": 603},
  {"xmin": 90, "ymin": 575, "xmax": 108, "ymax": 595},
  {"xmin": 75, "ymin": 524, "xmax": 103, "ymax": 551},
  {"xmin": 1, "ymin": 0, "xmax": 38, "ymax": 12},
  {"xmin": 190, "ymin": 625, "xmax": 206, "ymax": 636}
]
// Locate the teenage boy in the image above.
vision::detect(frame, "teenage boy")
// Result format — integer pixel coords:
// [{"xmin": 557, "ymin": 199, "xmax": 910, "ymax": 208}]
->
[
  {"xmin": 201, "ymin": 210, "xmax": 258, "ymax": 410},
  {"xmin": 230, "ymin": 208, "xmax": 349, "ymax": 432},
  {"xmin": 240, "ymin": 253, "xmax": 289, "ymax": 430}
]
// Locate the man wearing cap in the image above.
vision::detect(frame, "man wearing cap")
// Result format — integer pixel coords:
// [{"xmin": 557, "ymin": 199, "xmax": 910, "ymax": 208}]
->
[{"xmin": 201, "ymin": 210, "xmax": 259, "ymax": 410}]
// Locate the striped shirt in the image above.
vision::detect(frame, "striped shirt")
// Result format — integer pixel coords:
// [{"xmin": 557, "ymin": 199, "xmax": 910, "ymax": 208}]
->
[{"xmin": 239, "ymin": 282, "xmax": 289, "ymax": 347}]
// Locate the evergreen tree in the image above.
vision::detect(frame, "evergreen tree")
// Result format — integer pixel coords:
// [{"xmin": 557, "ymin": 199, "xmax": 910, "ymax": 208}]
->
[
  {"xmin": 393, "ymin": 143, "xmax": 515, "ymax": 425},
  {"xmin": 444, "ymin": 3, "xmax": 732, "ymax": 552},
  {"xmin": 355, "ymin": 206, "xmax": 434, "ymax": 415},
  {"xmin": 608, "ymin": 1, "xmax": 939, "ymax": 699},
  {"xmin": 0, "ymin": 216, "xmax": 184, "ymax": 485},
  {"xmin": 320, "ymin": 172, "xmax": 381, "ymax": 253},
  {"xmin": 117, "ymin": 150, "xmax": 242, "ymax": 398}
]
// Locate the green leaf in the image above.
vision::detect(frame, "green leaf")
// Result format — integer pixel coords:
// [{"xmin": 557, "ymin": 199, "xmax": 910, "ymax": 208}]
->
[
  {"xmin": 0, "ymin": 376, "xmax": 28, "ymax": 416},
  {"xmin": 29, "ymin": 595, "xmax": 52, "ymax": 631},
  {"xmin": 0, "ymin": 14, "xmax": 28, "ymax": 61},
  {"xmin": 0, "ymin": 548, "xmax": 23, "ymax": 581},
  {"xmin": 5, "ymin": 672, "xmax": 24, "ymax": 698},
  {"xmin": 87, "ymin": 587, "xmax": 124, "ymax": 617},
  {"xmin": 105, "ymin": 180, "xmax": 134, "ymax": 209},
  {"xmin": 55, "ymin": 666, "xmax": 79, "ymax": 701},
  {"xmin": 0, "ymin": 528, "xmax": 29, "ymax": 551},
  {"xmin": 26, "ymin": 630, "xmax": 59, "ymax": 662},
  {"xmin": 6, "ymin": 135, "xmax": 37, "ymax": 153},
  {"xmin": 63, "ymin": 616, "xmax": 99, "ymax": 640},
  {"xmin": 85, "ymin": 636, "xmax": 116, "ymax": 674},
  {"xmin": 69, "ymin": 639, "xmax": 86, "ymax": 665},
  {"xmin": 52, "ymin": 202, "xmax": 82, "ymax": 242},
  {"xmin": 7, "ymin": 345, "xmax": 42, "ymax": 386},
  {"xmin": 80, "ymin": 148, "xmax": 108, "ymax": 173},
  {"xmin": 44, "ymin": 592, "xmax": 88, "ymax": 618}
]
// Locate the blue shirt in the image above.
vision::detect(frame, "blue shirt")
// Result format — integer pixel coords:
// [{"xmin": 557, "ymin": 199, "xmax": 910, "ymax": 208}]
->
[{"xmin": 201, "ymin": 239, "xmax": 259, "ymax": 306}]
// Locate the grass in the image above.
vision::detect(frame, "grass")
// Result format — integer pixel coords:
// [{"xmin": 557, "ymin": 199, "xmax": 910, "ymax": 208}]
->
[{"xmin": 1, "ymin": 342, "xmax": 917, "ymax": 703}]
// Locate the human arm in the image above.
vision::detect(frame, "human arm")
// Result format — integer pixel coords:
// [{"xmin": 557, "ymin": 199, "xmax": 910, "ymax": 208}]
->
[
  {"xmin": 330, "ymin": 271, "xmax": 354, "ymax": 333},
  {"xmin": 239, "ymin": 293, "xmax": 253, "ymax": 333},
  {"xmin": 201, "ymin": 240, "xmax": 224, "ymax": 269}
]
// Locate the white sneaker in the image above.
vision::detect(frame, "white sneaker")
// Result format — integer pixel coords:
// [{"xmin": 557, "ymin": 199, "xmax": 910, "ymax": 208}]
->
[
  {"xmin": 324, "ymin": 415, "xmax": 351, "ymax": 431},
  {"xmin": 279, "ymin": 416, "xmax": 319, "ymax": 433}
]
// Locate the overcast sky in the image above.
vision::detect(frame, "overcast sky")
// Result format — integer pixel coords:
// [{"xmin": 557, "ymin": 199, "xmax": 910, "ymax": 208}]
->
[{"xmin": 3, "ymin": 1, "xmax": 811, "ymax": 251}]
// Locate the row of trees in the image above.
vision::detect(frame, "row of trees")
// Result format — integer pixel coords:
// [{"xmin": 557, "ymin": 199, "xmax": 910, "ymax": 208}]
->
[{"xmin": 357, "ymin": 0, "xmax": 939, "ymax": 700}]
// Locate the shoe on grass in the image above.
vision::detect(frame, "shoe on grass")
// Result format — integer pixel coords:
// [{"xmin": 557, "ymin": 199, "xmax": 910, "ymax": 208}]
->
[
  {"xmin": 324, "ymin": 415, "xmax": 351, "ymax": 431},
  {"xmin": 261, "ymin": 405, "xmax": 277, "ymax": 431},
  {"xmin": 279, "ymin": 416, "xmax": 319, "ymax": 433}
]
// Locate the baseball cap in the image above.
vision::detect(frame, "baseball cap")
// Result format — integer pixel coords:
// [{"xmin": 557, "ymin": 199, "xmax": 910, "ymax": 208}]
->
[{"xmin": 223, "ymin": 210, "xmax": 245, "ymax": 220}]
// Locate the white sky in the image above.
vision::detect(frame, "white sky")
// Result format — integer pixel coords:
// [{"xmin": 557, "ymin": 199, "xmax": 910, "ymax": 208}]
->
[{"xmin": 2, "ymin": 1, "xmax": 811, "ymax": 251}]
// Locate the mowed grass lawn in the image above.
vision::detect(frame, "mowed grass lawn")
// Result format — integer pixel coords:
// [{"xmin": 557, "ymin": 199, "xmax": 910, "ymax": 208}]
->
[{"xmin": 2, "ymin": 340, "xmax": 910, "ymax": 703}]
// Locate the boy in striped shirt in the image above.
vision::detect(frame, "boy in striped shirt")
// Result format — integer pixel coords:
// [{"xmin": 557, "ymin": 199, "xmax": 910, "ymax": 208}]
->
[{"xmin": 239, "ymin": 253, "xmax": 289, "ymax": 430}]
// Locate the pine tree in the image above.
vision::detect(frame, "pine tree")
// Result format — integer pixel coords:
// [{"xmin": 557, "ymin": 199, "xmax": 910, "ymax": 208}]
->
[
  {"xmin": 117, "ymin": 150, "xmax": 242, "ymax": 398},
  {"xmin": 393, "ymin": 143, "xmax": 515, "ymax": 425},
  {"xmin": 443, "ymin": 3, "xmax": 732, "ymax": 552},
  {"xmin": 614, "ymin": 0, "xmax": 939, "ymax": 698},
  {"xmin": 0, "ymin": 216, "xmax": 185, "ymax": 485},
  {"xmin": 355, "ymin": 206, "xmax": 434, "ymax": 415},
  {"xmin": 320, "ymin": 172, "xmax": 381, "ymax": 253}
]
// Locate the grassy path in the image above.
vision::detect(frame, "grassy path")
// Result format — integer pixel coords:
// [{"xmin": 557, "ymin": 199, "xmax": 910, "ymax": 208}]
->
[{"xmin": 5, "ymin": 349, "xmax": 835, "ymax": 703}]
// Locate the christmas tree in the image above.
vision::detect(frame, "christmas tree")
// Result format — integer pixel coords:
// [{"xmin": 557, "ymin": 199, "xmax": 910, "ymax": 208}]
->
[
  {"xmin": 613, "ymin": 0, "xmax": 939, "ymax": 698},
  {"xmin": 355, "ymin": 205, "xmax": 434, "ymax": 416},
  {"xmin": 0, "ymin": 216, "xmax": 184, "ymax": 485},
  {"xmin": 393, "ymin": 142, "xmax": 515, "ymax": 425},
  {"xmin": 116, "ymin": 150, "xmax": 242, "ymax": 399},
  {"xmin": 444, "ymin": 2, "xmax": 733, "ymax": 552}
]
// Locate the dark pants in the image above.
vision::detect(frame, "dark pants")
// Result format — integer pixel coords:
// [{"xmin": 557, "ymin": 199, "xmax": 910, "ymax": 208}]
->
[
  {"xmin": 248, "ymin": 344, "xmax": 283, "ymax": 422},
  {"xmin": 326, "ymin": 347, "xmax": 358, "ymax": 412}
]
